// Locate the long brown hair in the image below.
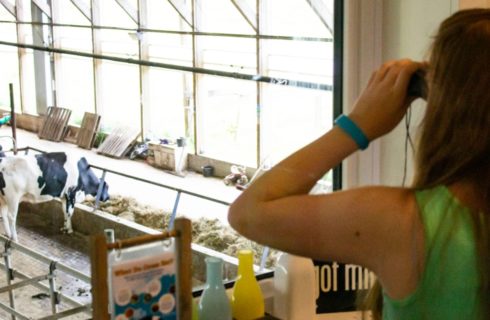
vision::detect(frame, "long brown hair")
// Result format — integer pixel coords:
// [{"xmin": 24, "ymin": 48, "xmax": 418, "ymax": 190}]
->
[{"xmin": 363, "ymin": 9, "xmax": 490, "ymax": 319}]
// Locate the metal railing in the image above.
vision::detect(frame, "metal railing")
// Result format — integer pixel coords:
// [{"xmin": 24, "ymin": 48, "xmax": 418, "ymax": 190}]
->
[{"xmin": 0, "ymin": 236, "xmax": 91, "ymax": 320}]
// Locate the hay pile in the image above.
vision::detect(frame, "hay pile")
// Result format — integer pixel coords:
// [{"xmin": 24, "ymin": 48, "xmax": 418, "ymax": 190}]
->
[{"xmin": 83, "ymin": 195, "xmax": 278, "ymax": 267}]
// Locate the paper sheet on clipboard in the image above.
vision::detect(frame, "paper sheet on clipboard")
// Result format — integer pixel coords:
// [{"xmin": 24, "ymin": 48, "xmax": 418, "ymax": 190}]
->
[{"xmin": 110, "ymin": 250, "xmax": 177, "ymax": 320}]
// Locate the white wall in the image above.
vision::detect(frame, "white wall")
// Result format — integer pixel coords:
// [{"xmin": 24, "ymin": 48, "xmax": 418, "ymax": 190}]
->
[
  {"xmin": 377, "ymin": 0, "xmax": 457, "ymax": 186},
  {"xmin": 343, "ymin": 0, "xmax": 488, "ymax": 188}
]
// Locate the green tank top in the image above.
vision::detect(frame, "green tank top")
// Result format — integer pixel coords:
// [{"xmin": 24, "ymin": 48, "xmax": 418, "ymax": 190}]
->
[{"xmin": 382, "ymin": 185, "xmax": 481, "ymax": 320}]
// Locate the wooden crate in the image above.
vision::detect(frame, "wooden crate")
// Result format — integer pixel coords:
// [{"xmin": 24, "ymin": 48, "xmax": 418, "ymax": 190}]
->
[
  {"xmin": 38, "ymin": 106, "xmax": 72, "ymax": 141},
  {"xmin": 77, "ymin": 112, "xmax": 101, "ymax": 149},
  {"xmin": 96, "ymin": 126, "xmax": 140, "ymax": 158},
  {"xmin": 148, "ymin": 142, "xmax": 187, "ymax": 172}
]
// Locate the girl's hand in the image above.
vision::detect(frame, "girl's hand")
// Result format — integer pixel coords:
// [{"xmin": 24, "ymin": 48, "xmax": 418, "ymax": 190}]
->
[{"xmin": 348, "ymin": 59, "xmax": 425, "ymax": 141}]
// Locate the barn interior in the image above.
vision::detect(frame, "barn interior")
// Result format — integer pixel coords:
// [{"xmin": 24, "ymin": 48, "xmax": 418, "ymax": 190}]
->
[{"xmin": 0, "ymin": 0, "xmax": 487, "ymax": 319}]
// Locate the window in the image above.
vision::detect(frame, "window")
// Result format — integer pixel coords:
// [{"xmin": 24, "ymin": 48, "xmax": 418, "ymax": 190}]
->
[{"xmin": 0, "ymin": 0, "xmax": 341, "ymax": 287}]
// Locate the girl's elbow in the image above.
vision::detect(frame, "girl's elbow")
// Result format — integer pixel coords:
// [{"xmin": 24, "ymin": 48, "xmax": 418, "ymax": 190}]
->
[{"xmin": 228, "ymin": 202, "xmax": 245, "ymax": 233}]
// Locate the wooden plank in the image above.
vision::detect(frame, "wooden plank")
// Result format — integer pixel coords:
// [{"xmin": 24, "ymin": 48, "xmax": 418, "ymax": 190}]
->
[
  {"xmin": 77, "ymin": 112, "xmax": 101, "ymax": 149},
  {"xmin": 96, "ymin": 125, "xmax": 139, "ymax": 158},
  {"xmin": 54, "ymin": 108, "xmax": 71, "ymax": 141},
  {"xmin": 38, "ymin": 106, "xmax": 72, "ymax": 142}
]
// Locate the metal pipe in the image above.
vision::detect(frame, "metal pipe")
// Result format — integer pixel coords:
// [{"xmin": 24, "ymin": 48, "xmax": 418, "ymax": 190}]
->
[
  {"xmin": 88, "ymin": 163, "xmax": 231, "ymax": 205},
  {"xmin": 0, "ymin": 40, "xmax": 332, "ymax": 91},
  {"xmin": 0, "ymin": 19, "xmax": 333, "ymax": 42},
  {"xmin": 0, "ymin": 303, "xmax": 29, "ymax": 320},
  {"xmin": 94, "ymin": 170, "xmax": 107, "ymax": 210},
  {"xmin": 48, "ymin": 262, "xmax": 59, "ymax": 315},
  {"xmin": 0, "ymin": 236, "xmax": 90, "ymax": 283},
  {"xmin": 8, "ymin": 83, "xmax": 17, "ymax": 155},
  {"xmin": 37, "ymin": 305, "xmax": 92, "ymax": 320},
  {"xmin": 0, "ymin": 263, "xmax": 87, "ymax": 308},
  {"xmin": 169, "ymin": 190, "xmax": 181, "ymax": 230},
  {"xmin": 0, "ymin": 274, "xmax": 49, "ymax": 294},
  {"xmin": 3, "ymin": 244, "xmax": 15, "ymax": 320}
]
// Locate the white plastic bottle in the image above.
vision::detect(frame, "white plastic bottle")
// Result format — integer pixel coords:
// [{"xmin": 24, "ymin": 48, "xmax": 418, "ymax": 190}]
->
[{"xmin": 273, "ymin": 252, "xmax": 316, "ymax": 320}]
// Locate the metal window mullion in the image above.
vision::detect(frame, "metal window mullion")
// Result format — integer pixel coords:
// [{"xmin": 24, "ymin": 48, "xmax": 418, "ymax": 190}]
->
[
  {"xmin": 191, "ymin": 0, "xmax": 200, "ymax": 155},
  {"xmin": 91, "ymin": 0, "xmax": 101, "ymax": 115},
  {"xmin": 257, "ymin": 0, "xmax": 269, "ymax": 167},
  {"xmin": 15, "ymin": 0, "xmax": 26, "ymax": 114},
  {"xmin": 332, "ymin": 0, "xmax": 343, "ymax": 191},
  {"xmin": 138, "ymin": 0, "xmax": 149, "ymax": 140},
  {"xmin": 48, "ymin": 0, "xmax": 57, "ymax": 108},
  {"xmin": 255, "ymin": 0, "xmax": 261, "ymax": 167}
]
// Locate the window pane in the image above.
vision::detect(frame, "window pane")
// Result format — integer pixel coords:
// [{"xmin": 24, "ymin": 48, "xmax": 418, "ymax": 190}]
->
[
  {"xmin": 263, "ymin": 0, "xmax": 333, "ymax": 37},
  {"xmin": 198, "ymin": 0, "xmax": 255, "ymax": 34},
  {"xmin": 147, "ymin": 33, "xmax": 193, "ymax": 66},
  {"xmin": 55, "ymin": 26, "xmax": 93, "ymax": 53},
  {"xmin": 261, "ymin": 84, "xmax": 332, "ymax": 165},
  {"xmin": 145, "ymin": 68, "xmax": 187, "ymax": 140},
  {"xmin": 0, "ymin": 3, "xmax": 15, "ymax": 21},
  {"xmin": 56, "ymin": 55, "xmax": 95, "ymax": 125},
  {"xmin": 98, "ymin": 62, "xmax": 140, "ymax": 131},
  {"xmin": 0, "ymin": 24, "xmax": 20, "ymax": 112},
  {"xmin": 263, "ymin": 39, "xmax": 333, "ymax": 84},
  {"xmin": 20, "ymin": 50, "xmax": 38, "ymax": 115},
  {"xmin": 100, "ymin": 29, "xmax": 139, "ymax": 59},
  {"xmin": 53, "ymin": 1, "xmax": 91, "ymax": 26},
  {"xmin": 97, "ymin": 0, "xmax": 137, "ymax": 28},
  {"xmin": 199, "ymin": 36, "xmax": 256, "ymax": 74},
  {"xmin": 198, "ymin": 76, "xmax": 257, "ymax": 167},
  {"xmin": 146, "ymin": 0, "xmax": 192, "ymax": 31}
]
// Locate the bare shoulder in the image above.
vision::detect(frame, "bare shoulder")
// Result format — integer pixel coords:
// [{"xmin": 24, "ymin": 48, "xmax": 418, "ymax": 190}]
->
[{"xmin": 230, "ymin": 185, "xmax": 422, "ymax": 275}]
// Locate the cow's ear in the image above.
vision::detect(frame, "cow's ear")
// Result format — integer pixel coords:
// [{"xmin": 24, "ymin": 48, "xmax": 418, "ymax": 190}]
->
[{"xmin": 77, "ymin": 157, "xmax": 89, "ymax": 170}]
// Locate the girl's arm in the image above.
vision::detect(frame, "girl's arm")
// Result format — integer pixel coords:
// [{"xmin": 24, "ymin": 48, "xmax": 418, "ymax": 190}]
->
[{"xmin": 228, "ymin": 59, "xmax": 423, "ymax": 273}]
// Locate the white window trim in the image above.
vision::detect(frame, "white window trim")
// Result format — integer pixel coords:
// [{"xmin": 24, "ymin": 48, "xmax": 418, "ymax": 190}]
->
[{"xmin": 342, "ymin": 0, "xmax": 383, "ymax": 188}]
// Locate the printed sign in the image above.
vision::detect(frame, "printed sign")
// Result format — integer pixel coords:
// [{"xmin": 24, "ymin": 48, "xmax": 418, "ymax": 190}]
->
[
  {"xmin": 314, "ymin": 261, "xmax": 376, "ymax": 313},
  {"xmin": 110, "ymin": 251, "xmax": 177, "ymax": 320}
]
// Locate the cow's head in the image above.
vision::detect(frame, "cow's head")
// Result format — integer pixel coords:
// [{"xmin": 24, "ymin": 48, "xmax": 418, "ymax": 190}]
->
[{"xmin": 77, "ymin": 157, "xmax": 110, "ymax": 201}]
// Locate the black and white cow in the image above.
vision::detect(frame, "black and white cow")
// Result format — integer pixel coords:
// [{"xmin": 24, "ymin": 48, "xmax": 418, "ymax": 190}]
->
[{"xmin": 0, "ymin": 152, "xmax": 109, "ymax": 241}]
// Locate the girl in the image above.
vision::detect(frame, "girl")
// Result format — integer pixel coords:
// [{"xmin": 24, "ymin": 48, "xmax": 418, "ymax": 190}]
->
[{"xmin": 228, "ymin": 9, "xmax": 490, "ymax": 319}]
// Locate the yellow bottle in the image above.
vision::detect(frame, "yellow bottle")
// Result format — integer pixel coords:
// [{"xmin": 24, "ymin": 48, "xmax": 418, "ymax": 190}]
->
[{"xmin": 231, "ymin": 250, "xmax": 265, "ymax": 320}]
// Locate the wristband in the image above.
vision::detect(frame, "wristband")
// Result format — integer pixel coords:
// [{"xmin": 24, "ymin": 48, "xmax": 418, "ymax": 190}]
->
[{"xmin": 334, "ymin": 115, "xmax": 369, "ymax": 150}]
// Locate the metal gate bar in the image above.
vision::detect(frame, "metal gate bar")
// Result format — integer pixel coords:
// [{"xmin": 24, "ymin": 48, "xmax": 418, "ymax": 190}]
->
[
  {"xmin": 0, "ymin": 263, "xmax": 86, "ymax": 308},
  {"xmin": 0, "ymin": 236, "xmax": 91, "ymax": 319}
]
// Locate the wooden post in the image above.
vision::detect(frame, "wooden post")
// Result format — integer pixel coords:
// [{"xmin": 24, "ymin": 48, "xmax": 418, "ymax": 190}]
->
[
  {"xmin": 175, "ymin": 218, "xmax": 192, "ymax": 320},
  {"xmin": 9, "ymin": 83, "xmax": 17, "ymax": 154},
  {"xmin": 90, "ymin": 234, "xmax": 110, "ymax": 320}
]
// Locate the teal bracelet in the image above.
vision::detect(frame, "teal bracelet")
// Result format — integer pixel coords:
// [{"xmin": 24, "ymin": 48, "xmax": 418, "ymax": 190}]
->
[{"xmin": 334, "ymin": 115, "xmax": 370, "ymax": 150}]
